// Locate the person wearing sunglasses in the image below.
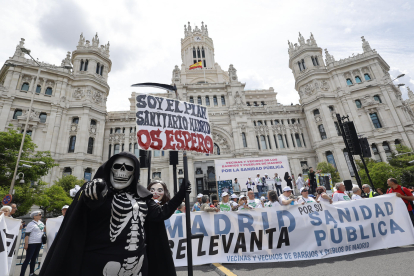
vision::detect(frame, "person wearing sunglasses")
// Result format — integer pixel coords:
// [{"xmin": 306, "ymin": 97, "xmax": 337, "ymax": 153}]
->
[
  {"xmin": 21, "ymin": 210, "xmax": 45, "ymax": 276},
  {"xmin": 297, "ymin": 187, "xmax": 316, "ymax": 204}
]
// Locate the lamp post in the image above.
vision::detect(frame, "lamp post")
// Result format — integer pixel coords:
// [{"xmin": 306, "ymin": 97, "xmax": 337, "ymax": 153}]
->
[{"xmin": 8, "ymin": 47, "xmax": 72, "ymax": 195}]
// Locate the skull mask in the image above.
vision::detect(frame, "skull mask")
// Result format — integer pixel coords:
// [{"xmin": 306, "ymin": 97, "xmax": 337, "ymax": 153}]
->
[{"xmin": 110, "ymin": 156, "xmax": 135, "ymax": 190}]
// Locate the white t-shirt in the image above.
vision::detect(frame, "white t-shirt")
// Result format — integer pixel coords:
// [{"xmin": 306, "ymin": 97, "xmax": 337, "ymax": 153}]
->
[
  {"xmin": 317, "ymin": 193, "xmax": 331, "ymax": 204},
  {"xmin": 332, "ymin": 192, "xmax": 351, "ymax": 202},
  {"xmin": 231, "ymin": 201, "xmax": 238, "ymax": 208},
  {"xmin": 246, "ymin": 181, "xmax": 253, "ymax": 189},
  {"xmin": 279, "ymin": 194, "xmax": 297, "ymax": 205},
  {"xmin": 352, "ymin": 194, "xmax": 363, "ymax": 200},
  {"xmin": 265, "ymin": 201, "xmax": 281, "ymax": 208},
  {"xmin": 255, "ymin": 177, "xmax": 262, "ymax": 186},
  {"xmin": 247, "ymin": 198, "xmax": 262, "ymax": 208},
  {"xmin": 219, "ymin": 202, "xmax": 232, "ymax": 212},
  {"xmin": 297, "ymin": 196, "xmax": 316, "ymax": 204},
  {"xmin": 25, "ymin": 220, "xmax": 45, "ymax": 244},
  {"xmin": 296, "ymin": 177, "xmax": 305, "ymax": 191}
]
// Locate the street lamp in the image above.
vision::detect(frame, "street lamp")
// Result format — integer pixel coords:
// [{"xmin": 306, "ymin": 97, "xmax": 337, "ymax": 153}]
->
[
  {"xmin": 384, "ymin": 74, "xmax": 405, "ymax": 86},
  {"xmin": 8, "ymin": 46, "xmax": 73, "ymax": 195}
]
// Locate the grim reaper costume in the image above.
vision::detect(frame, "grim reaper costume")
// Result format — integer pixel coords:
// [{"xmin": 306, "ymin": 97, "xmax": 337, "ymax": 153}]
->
[{"xmin": 40, "ymin": 152, "xmax": 187, "ymax": 276}]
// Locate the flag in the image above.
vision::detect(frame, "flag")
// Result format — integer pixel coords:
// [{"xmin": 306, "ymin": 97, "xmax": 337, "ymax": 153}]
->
[{"xmin": 189, "ymin": 61, "xmax": 202, "ymax": 70}]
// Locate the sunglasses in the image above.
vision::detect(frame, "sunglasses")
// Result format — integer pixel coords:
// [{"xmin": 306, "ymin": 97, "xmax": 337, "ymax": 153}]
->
[{"xmin": 113, "ymin": 163, "xmax": 134, "ymax": 171}]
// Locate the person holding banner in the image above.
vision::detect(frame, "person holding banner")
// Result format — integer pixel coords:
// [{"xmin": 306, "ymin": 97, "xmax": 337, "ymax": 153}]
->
[
  {"xmin": 352, "ymin": 186, "xmax": 363, "ymax": 200},
  {"xmin": 265, "ymin": 191, "xmax": 281, "ymax": 207},
  {"xmin": 147, "ymin": 180, "xmax": 171, "ymax": 205},
  {"xmin": 315, "ymin": 186, "xmax": 332, "ymax": 204},
  {"xmin": 192, "ymin": 193, "xmax": 203, "ymax": 211},
  {"xmin": 386, "ymin": 178, "xmax": 414, "ymax": 226},
  {"xmin": 59, "ymin": 205, "xmax": 69, "ymax": 217},
  {"xmin": 247, "ymin": 191, "xmax": 262, "ymax": 209},
  {"xmin": 279, "ymin": 187, "xmax": 297, "ymax": 205},
  {"xmin": 332, "ymin": 183, "xmax": 351, "ymax": 202},
  {"xmin": 246, "ymin": 177, "xmax": 254, "ymax": 191},
  {"xmin": 237, "ymin": 194, "xmax": 252, "ymax": 210},
  {"xmin": 255, "ymin": 174, "xmax": 263, "ymax": 193},
  {"xmin": 219, "ymin": 192, "xmax": 232, "ymax": 212},
  {"xmin": 274, "ymin": 173, "xmax": 282, "ymax": 196},
  {"xmin": 297, "ymin": 188, "xmax": 316, "ymax": 204},
  {"xmin": 230, "ymin": 194, "xmax": 239, "ymax": 210},
  {"xmin": 174, "ymin": 203, "xmax": 186, "ymax": 214},
  {"xmin": 21, "ymin": 210, "xmax": 45, "ymax": 276},
  {"xmin": 0, "ymin": 206, "xmax": 12, "ymax": 217},
  {"xmin": 200, "ymin": 195, "xmax": 218, "ymax": 212}
]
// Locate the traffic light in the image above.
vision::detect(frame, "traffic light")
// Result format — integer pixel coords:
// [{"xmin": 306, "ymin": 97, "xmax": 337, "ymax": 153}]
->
[{"xmin": 342, "ymin": 121, "xmax": 361, "ymax": 155}]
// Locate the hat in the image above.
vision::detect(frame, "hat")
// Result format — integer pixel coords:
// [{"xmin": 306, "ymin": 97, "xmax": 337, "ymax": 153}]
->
[
  {"xmin": 196, "ymin": 193, "xmax": 203, "ymax": 198},
  {"xmin": 222, "ymin": 192, "xmax": 229, "ymax": 197},
  {"xmin": 260, "ymin": 196, "xmax": 266, "ymax": 200},
  {"xmin": 283, "ymin": 186, "xmax": 293, "ymax": 192},
  {"xmin": 300, "ymin": 187, "xmax": 309, "ymax": 193},
  {"xmin": 239, "ymin": 194, "xmax": 247, "ymax": 199},
  {"xmin": 248, "ymin": 176, "xmax": 251, "ymax": 178},
  {"xmin": 62, "ymin": 205, "xmax": 69, "ymax": 210},
  {"xmin": 30, "ymin": 210, "xmax": 42, "ymax": 219},
  {"xmin": 231, "ymin": 194, "xmax": 239, "ymax": 199},
  {"xmin": 264, "ymin": 173, "xmax": 268, "ymax": 176}
]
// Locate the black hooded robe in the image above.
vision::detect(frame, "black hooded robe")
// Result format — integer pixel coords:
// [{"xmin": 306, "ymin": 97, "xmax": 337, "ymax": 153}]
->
[{"xmin": 40, "ymin": 152, "xmax": 185, "ymax": 276}]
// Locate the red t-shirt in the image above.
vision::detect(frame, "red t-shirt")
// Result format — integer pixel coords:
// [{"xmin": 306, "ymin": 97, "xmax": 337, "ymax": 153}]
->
[{"xmin": 387, "ymin": 185, "xmax": 413, "ymax": 211}]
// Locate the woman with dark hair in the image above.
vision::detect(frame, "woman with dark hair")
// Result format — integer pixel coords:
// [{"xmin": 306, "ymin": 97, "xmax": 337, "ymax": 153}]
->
[
  {"xmin": 284, "ymin": 172, "xmax": 294, "ymax": 195},
  {"xmin": 147, "ymin": 180, "xmax": 171, "ymax": 205},
  {"xmin": 265, "ymin": 190, "xmax": 280, "ymax": 207}
]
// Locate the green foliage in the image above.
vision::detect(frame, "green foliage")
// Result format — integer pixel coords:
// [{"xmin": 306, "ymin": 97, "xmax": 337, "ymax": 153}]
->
[
  {"xmin": 0, "ymin": 126, "xmax": 57, "ymax": 216},
  {"xmin": 356, "ymin": 159, "xmax": 400, "ymax": 191},
  {"xmin": 54, "ymin": 175, "xmax": 85, "ymax": 197},
  {"xmin": 33, "ymin": 181, "xmax": 72, "ymax": 218},
  {"xmin": 316, "ymin": 162, "xmax": 341, "ymax": 183}
]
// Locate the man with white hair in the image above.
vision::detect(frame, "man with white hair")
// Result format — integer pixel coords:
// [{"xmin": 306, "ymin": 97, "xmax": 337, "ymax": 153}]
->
[
  {"xmin": 332, "ymin": 182, "xmax": 351, "ymax": 202},
  {"xmin": 361, "ymin": 184, "xmax": 381, "ymax": 198},
  {"xmin": 352, "ymin": 186, "xmax": 363, "ymax": 200},
  {"xmin": 0, "ymin": 205, "xmax": 12, "ymax": 217},
  {"xmin": 192, "ymin": 193, "xmax": 203, "ymax": 211}
]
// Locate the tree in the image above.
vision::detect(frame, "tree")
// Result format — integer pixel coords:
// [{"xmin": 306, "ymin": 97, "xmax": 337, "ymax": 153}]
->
[
  {"xmin": 33, "ymin": 181, "xmax": 72, "ymax": 218},
  {"xmin": 54, "ymin": 175, "xmax": 85, "ymax": 197},
  {"xmin": 0, "ymin": 126, "xmax": 57, "ymax": 216},
  {"xmin": 356, "ymin": 159, "xmax": 400, "ymax": 191},
  {"xmin": 316, "ymin": 162, "xmax": 341, "ymax": 183}
]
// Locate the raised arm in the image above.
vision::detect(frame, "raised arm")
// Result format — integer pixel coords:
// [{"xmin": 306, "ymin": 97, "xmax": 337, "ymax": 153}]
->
[{"xmin": 83, "ymin": 178, "xmax": 108, "ymax": 209}]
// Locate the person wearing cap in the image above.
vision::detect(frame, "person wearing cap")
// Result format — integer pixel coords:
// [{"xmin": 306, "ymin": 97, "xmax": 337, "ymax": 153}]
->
[
  {"xmin": 246, "ymin": 177, "xmax": 254, "ymax": 191},
  {"xmin": 263, "ymin": 173, "xmax": 270, "ymax": 193},
  {"xmin": 255, "ymin": 174, "xmax": 263, "ymax": 193},
  {"xmin": 59, "ymin": 205, "xmax": 69, "ymax": 217},
  {"xmin": 297, "ymin": 187, "xmax": 316, "ymax": 204},
  {"xmin": 238, "ymin": 194, "xmax": 252, "ymax": 210},
  {"xmin": 279, "ymin": 186, "xmax": 297, "ymax": 205},
  {"xmin": 219, "ymin": 192, "xmax": 232, "ymax": 212},
  {"xmin": 265, "ymin": 190, "xmax": 281, "ymax": 207},
  {"xmin": 0, "ymin": 205, "xmax": 12, "ymax": 217},
  {"xmin": 20, "ymin": 211, "xmax": 45, "ymax": 276},
  {"xmin": 274, "ymin": 173, "xmax": 282, "ymax": 196},
  {"xmin": 230, "ymin": 194, "xmax": 239, "ymax": 210},
  {"xmin": 192, "ymin": 193, "xmax": 204, "ymax": 211},
  {"xmin": 232, "ymin": 178, "xmax": 241, "ymax": 194},
  {"xmin": 247, "ymin": 190, "xmax": 263, "ymax": 209}
]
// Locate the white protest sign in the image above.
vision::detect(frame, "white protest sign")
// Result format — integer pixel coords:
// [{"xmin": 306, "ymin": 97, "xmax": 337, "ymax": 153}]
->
[
  {"xmin": 0, "ymin": 214, "xmax": 20, "ymax": 275},
  {"xmin": 135, "ymin": 94, "xmax": 213, "ymax": 153},
  {"xmin": 165, "ymin": 194, "xmax": 414, "ymax": 266},
  {"xmin": 215, "ymin": 156, "xmax": 291, "ymax": 188},
  {"xmin": 40, "ymin": 216, "xmax": 64, "ymax": 269}
]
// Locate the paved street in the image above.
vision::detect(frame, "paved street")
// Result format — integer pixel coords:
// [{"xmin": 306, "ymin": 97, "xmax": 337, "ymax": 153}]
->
[{"xmin": 176, "ymin": 245, "xmax": 414, "ymax": 276}]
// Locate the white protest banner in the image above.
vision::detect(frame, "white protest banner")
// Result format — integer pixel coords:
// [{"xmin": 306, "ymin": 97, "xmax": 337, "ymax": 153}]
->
[
  {"xmin": 135, "ymin": 94, "xmax": 213, "ymax": 153},
  {"xmin": 40, "ymin": 216, "xmax": 64, "ymax": 269},
  {"xmin": 215, "ymin": 156, "xmax": 291, "ymax": 187},
  {"xmin": 165, "ymin": 194, "xmax": 414, "ymax": 266},
  {"xmin": 0, "ymin": 214, "xmax": 20, "ymax": 275}
]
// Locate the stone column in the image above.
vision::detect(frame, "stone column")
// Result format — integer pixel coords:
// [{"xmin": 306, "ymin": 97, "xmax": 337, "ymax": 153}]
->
[
  {"xmin": 378, "ymin": 146, "xmax": 388, "ymax": 163},
  {"xmin": 0, "ymin": 99, "xmax": 13, "ymax": 131},
  {"xmin": 389, "ymin": 141, "xmax": 397, "ymax": 153}
]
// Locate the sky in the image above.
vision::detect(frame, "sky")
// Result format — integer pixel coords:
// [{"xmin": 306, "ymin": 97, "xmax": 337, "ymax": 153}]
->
[{"xmin": 1, "ymin": 0, "xmax": 414, "ymax": 112}]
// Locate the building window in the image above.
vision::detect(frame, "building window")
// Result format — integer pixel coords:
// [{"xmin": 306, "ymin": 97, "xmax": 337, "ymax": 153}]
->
[
  {"xmin": 221, "ymin": 96, "xmax": 226, "ymax": 106},
  {"xmin": 115, "ymin": 128, "xmax": 121, "ymax": 133},
  {"xmin": 45, "ymin": 87, "xmax": 53, "ymax": 95},
  {"xmin": 298, "ymin": 61, "xmax": 302, "ymax": 72},
  {"xmin": 334, "ymin": 122, "xmax": 341, "ymax": 136},
  {"xmin": 262, "ymin": 135, "xmax": 269, "ymax": 149},
  {"xmin": 301, "ymin": 59, "xmax": 306, "ymax": 70},
  {"xmin": 122, "ymin": 127, "xmax": 125, "ymax": 133},
  {"xmin": 326, "ymin": 151, "xmax": 337, "ymax": 169},
  {"xmin": 205, "ymin": 96, "xmax": 210, "ymax": 106},
  {"xmin": 355, "ymin": 100, "xmax": 362, "ymax": 108},
  {"xmin": 256, "ymin": 136, "xmax": 261, "ymax": 150},
  {"xmin": 134, "ymin": 143, "xmax": 139, "ymax": 157},
  {"xmin": 395, "ymin": 139, "xmax": 401, "ymax": 146},
  {"xmin": 364, "ymin": 73, "xmax": 371, "ymax": 81},
  {"xmin": 13, "ymin": 109, "xmax": 22, "ymax": 119},
  {"xmin": 315, "ymin": 56, "xmax": 319, "ymax": 65},
  {"xmin": 108, "ymin": 144, "xmax": 112, "ymax": 158},
  {"xmin": 84, "ymin": 168, "xmax": 92, "ymax": 181},
  {"xmin": 110, "ymin": 128, "xmax": 113, "ymax": 134},
  {"xmin": 313, "ymin": 109, "xmax": 320, "ymax": 116},
  {"xmin": 154, "ymin": 150, "xmax": 160, "ymax": 157},
  {"xmin": 273, "ymin": 135, "xmax": 278, "ymax": 148},
  {"xmin": 152, "ymin": 172, "xmax": 161, "ymax": 179},
  {"xmin": 96, "ymin": 63, "xmax": 100, "ymax": 74},
  {"xmin": 242, "ymin": 132, "xmax": 247, "ymax": 147},
  {"xmin": 84, "ymin": 59, "xmax": 89, "ymax": 71},
  {"xmin": 257, "ymin": 121, "xmax": 263, "ymax": 126},
  {"xmin": 193, "ymin": 47, "xmax": 196, "ymax": 58},
  {"xmin": 284, "ymin": 134, "xmax": 289, "ymax": 148},
  {"xmin": 36, "ymin": 85, "xmax": 41, "ymax": 93},
  {"xmin": 373, "ymin": 95, "xmax": 382, "ymax": 103},
  {"xmin": 87, "ymin": 137, "xmax": 94, "ymax": 154},
  {"xmin": 261, "ymin": 135, "xmax": 268, "ymax": 149},
  {"xmin": 278, "ymin": 134, "xmax": 285, "ymax": 148},
  {"xmin": 246, "ymin": 102, "xmax": 250, "ymax": 106},
  {"xmin": 129, "ymin": 143, "xmax": 132, "ymax": 152},
  {"xmin": 21, "ymin": 83, "xmax": 29, "ymax": 91},
  {"xmin": 213, "ymin": 96, "xmax": 218, "ymax": 106},
  {"xmin": 295, "ymin": 134, "xmax": 302, "ymax": 147},
  {"xmin": 383, "ymin": 142, "xmax": 392, "ymax": 159},
  {"xmin": 25, "ymin": 130, "xmax": 32, "ymax": 136},
  {"xmin": 329, "ymin": 106, "xmax": 334, "ymax": 112},
  {"xmin": 253, "ymin": 101, "xmax": 258, "ymax": 106},
  {"xmin": 39, "ymin": 112, "xmax": 47, "ymax": 123},
  {"xmin": 91, "ymin": 119, "xmax": 97, "ymax": 125},
  {"xmin": 311, "ymin": 56, "xmax": 319, "ymax": 66},
  {"xmin": 274, "ymin": 120, "xmax": 279, "ymax": 125},
  {"xmin": 301, "ymin": 133, "xmax": 306, "ymax": 147},
  {"xmin": 68, "ymin": 136, "xmax": 76, "ymax": 153},
  {"xmin": 261, "ymin": 101, "xmax": 265, "ymax": 106},
  {"xmin": 318, "ymin": 124, "xmax": 327, "ymax": 140},
  {"xmin": 291, "ymin": 134, "xmax": 296, "ymax": 147},
  {"xmin": 346, "ymin": 79, "xmax": 353, "ymax": 86},
  {"xmin": 355, "ymin": 76, "xmax": 362, "ymax": 83},
  {"xmin": 114, "ymin": 144, "xmax": 120, "ymax": 155},
  {"xmin": 370, "ymin": 113, "xmax": 382, "ymax": 128},
  {"xmin": 80, "ymin": 60, "xmax": 84, "ymax": 71},
  {"xmin": 100, "ymin": 65, "xmax": 104, "ymax": 76},
  {"xmin": 372, "ymin": 143, "xmax": 382, "ymax": 162},
  {"xmin": 63, "ymin": 167, "xmax": 72, "ymax": 176},
  {"xmin": 130, "ymin": 127, "xmax": 133, "ymax": 133},
  {"xmin": 214, "ymin": 143, "xmax": 220, "ymax": 155},
  {"xmin": 197, "ymin": 96, "xmax": 202, "ymax": 105},
  {"xmin": 189, "ymin": 96, "xmax": 194, "ymax": 103}
]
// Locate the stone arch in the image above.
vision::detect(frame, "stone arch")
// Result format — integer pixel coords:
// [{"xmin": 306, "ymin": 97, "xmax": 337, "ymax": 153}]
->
[{"xmin": 211, "ymin": 126, "xmax": 234, "ymax": 155}]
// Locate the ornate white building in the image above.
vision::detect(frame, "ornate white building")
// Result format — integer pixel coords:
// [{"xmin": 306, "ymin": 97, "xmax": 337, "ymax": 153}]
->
[{"xmin": 1, "ymin": 24, "xmax": 413, "ymax": 198}]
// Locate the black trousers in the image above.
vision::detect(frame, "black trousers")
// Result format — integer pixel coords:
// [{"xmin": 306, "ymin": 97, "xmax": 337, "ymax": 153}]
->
[
  {"xmin": 20, "ymin": 243, "xmax": 42, "ymax": 276},
  {"xmin": 276, "ymin": 185, "xmax": 282, "ymax": 196}
]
